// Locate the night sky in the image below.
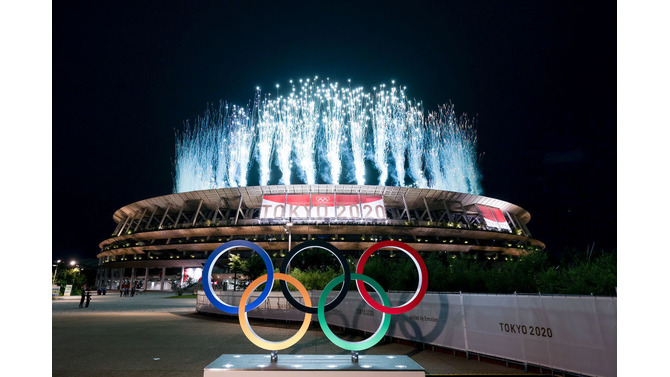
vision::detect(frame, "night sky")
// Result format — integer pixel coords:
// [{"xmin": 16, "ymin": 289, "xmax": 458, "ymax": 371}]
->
[{"xmin": 53, "ymin": 1, "xmax": 616, "ymax": 263}]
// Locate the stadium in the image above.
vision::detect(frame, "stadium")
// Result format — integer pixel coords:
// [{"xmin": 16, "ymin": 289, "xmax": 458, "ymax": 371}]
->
[
  {"xmin": 95, "ymin": 78, "xmax": 545, "ymax": 291},
  {"xmin": 94, "ymin": 184, "xmax": 544, "ymax": 291}
]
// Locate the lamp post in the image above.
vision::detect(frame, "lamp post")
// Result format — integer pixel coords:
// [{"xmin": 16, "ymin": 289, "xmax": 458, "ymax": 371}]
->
[
  {"xmin": 52, "ymin": 259, "xmax": 61, "ymax": 285},
  {"xmin": 283, "ymin": 221, "xmax": 294, "ymax": 275},
  {"xmin": 285, "ymin": 220, "xmax": 293, "ymax": 251}
]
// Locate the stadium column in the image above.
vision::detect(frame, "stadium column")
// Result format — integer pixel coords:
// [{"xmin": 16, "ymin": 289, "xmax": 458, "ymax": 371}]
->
[
  {"xmin": 423, "ymin": 197, "xmax": 434, "ymax": 222},
  {"xmin": 133, "ymin": 208, "xmax": 147, "ymax": 232},
  {"xmin": 116, "ymin": 215, "xmax": 130, "ymax": 236},
  {"xmin": 111, "ymin": 269, "xmax": 117, "ymax": 289},
  {"xmin": 158, "ymin": 204, "xmax": 171, "ymax": 229},
  {"xmin": 504, "ymin": 211, "xmax": 520, "ymax": 232},
  {"xmin": 112, "ymin": 216, "xmax": 125, "ymax": 236},
  {"xmin": 193, "ymin": 199, "xmax": 204, "ymax": 226},
  {"xmin": 402, "ymin": 194, "xmax": 411, "ymax": 221},
  {"xmin": 517, "ymin": 215, "xmax": 532, "ymax": 237},
  {"xmin": 234, "ymin": 197, "xmax": 244, "ymax": 225},
  {"xmin": 439, "ymin": 200, "xmax": 452, "ymax": 222},
  {"xmin": 143, "ymin": 268, "xmax": 149, "ymax": 291},
  {"xmin": 160, "ymin": 267, "xmax": 166, "ymax": 291},
  {"xmin": 130, "ymin": 268, "xmax": 136, "ymax": 290}
]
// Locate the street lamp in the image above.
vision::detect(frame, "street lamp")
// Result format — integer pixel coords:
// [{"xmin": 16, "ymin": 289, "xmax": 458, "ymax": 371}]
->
[
  {"xmin": 52, "ymin": 259, "xmax": 61, "ymax": 285},
  {"xmin": 283, "ymin": 221, "xmax": 294, "ymax": 276},
  {"xmin": 285, "ymin": 220, "xmax": 293, "ymax": 251}
]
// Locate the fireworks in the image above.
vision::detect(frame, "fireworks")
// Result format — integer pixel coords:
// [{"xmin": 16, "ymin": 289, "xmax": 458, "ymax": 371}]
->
[{"xmin": 174, "ymin": 77, "xmax": 482, "ymax": 194}]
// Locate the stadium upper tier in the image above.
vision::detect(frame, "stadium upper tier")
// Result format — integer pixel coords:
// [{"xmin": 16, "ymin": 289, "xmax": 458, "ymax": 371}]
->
[{"xmin": 97, "ymin": 185, "xmax": 544, "ymax": 267}]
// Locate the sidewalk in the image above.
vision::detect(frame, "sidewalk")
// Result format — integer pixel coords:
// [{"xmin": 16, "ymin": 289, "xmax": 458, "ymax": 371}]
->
[
  {"xmin": 53, "ymin": 291, "xmax": 539, "ymax": 376},
  {"xmin": 52, "ymin": 290, "xmax": 197, "ymax": 314}
]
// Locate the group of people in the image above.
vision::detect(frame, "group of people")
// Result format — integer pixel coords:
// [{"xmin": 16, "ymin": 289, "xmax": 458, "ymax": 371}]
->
[
  {"xmin": 77, "ymin": 282, "xmax": 141, "ymax": 309},
  {"xmin": 79, "ymin": 290, "xmax": 92, "ymax": 308},
  {"xmin": 76, "ymin": 280, "xmax": 148, "ymax": 309},
  {"xmin": 119, "ymin": 281, "xmax": 140, "ymax": 297}
]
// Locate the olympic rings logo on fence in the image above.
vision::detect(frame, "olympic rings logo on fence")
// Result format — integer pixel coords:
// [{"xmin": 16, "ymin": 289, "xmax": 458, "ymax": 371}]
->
[{"xmin": 202, "ymin": 239, "xmax": 428, "ymax": 352}]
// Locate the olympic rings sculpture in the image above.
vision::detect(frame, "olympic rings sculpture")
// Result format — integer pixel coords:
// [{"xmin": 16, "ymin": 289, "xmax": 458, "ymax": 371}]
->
[{"xmin": 202, "ymin": 239, "xmax": 428, "ymax": 351}]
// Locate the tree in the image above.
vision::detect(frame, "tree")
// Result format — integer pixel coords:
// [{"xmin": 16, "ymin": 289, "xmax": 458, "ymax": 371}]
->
[
  {"xmin": 228, "ymin": 253, "xmax": 267, "ymax": 290},
  {"xmin": 53, "ymin": 264, "xmax": 87, "ymax": 295},
  {"xmin": 350, "ymin": 248, "xmax": 616, "ymax": 296}
]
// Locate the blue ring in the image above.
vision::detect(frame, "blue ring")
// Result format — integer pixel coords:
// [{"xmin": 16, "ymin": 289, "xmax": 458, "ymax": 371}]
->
[{"xmin": 202, "ymin": 240, "xmax": 274, "ymax": 314}]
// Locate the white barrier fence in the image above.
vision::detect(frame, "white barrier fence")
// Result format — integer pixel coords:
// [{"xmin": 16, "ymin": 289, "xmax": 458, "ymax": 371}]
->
[{"xmin": 196, "ymin": 290, "xmax": 616, "ymax": 376}]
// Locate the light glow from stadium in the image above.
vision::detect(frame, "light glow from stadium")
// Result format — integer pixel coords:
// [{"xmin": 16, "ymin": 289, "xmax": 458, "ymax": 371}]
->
[{"xmin": 174, "ymin": 77, "xmax": 482, "ymax": 194}]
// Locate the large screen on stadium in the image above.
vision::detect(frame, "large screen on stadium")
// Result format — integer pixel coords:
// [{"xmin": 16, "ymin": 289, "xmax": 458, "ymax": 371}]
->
[{"xmin": 260, "ymin": 194, "xmax": 386, "ymax": 220}]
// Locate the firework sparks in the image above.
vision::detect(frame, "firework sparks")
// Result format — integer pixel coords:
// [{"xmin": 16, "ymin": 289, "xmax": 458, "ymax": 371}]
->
[{"xmin": 174, "ymin": 77, "xmax": 482, "ymax": 194}]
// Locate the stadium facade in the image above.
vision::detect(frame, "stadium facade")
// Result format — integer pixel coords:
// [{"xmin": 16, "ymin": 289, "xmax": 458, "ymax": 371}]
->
[{"xmin": 95, "ymin": 184, "xmax": 544, "ymax": 291}]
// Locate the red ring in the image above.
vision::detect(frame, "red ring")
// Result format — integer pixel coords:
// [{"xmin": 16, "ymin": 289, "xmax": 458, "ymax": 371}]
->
[{"xmin": 355, "ymin": 241, "xmax": 428, "ymax": 314}]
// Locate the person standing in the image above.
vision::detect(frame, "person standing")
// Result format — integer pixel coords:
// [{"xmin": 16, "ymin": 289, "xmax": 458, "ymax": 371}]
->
[
  {"xmin": 79, "ymin": 290, "xmax": 85, "ymax": 308},
  {"xmin": 85, "ymin": 292, "xmax": 92, "ymax": 308}
]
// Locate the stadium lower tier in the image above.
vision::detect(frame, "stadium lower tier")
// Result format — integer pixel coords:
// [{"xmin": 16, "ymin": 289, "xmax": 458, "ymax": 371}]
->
[{"xmin": 95, "ymin": 185, "xmax": 545, "ymax": 291}]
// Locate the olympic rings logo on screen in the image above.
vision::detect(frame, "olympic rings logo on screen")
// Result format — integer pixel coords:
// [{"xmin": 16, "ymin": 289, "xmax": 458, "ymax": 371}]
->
[
  {"xmin": 202, "ymin": 239, "xmax": 428, "ymax": 352},
  {"xmin": 314, "ymin": 195, "xmax": 330, "ymax": 203}
]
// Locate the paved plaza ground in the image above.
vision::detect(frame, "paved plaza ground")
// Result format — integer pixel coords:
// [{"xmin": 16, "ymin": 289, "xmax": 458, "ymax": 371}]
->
[{"xmin": 52, "ymin": 292, "xmax": 539, "ymax": 376}]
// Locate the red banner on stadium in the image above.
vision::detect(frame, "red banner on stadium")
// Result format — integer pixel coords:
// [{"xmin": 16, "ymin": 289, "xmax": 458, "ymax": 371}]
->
[
  {"xmin": 260, "ymin": 194, "xmax": 386, "ymax": 220},
  {"xmin": 476, "ymin": 204, "xmax": 512, "ymax": 232}
]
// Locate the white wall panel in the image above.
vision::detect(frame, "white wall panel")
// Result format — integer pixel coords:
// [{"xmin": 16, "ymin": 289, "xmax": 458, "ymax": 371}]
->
[{"xmin": 197, "ymin": 291, "xmax": 616, "ymax": 376}]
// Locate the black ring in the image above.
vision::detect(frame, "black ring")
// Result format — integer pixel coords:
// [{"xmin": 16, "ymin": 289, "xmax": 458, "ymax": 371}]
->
[{"xmin": 280, "ymin": 240, "xmax": 351, "ymax": 314}]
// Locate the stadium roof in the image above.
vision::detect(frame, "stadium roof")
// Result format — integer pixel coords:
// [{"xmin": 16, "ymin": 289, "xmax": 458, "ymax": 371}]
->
[{"xmin": 113, "ymin": 185, "xmax": 532, "ymax": 224}]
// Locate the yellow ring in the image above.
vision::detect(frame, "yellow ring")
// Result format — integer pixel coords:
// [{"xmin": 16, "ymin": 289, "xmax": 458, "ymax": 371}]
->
[{"xmin": 238, "ymin": 273, "xmax": 312, "ymax": 350}]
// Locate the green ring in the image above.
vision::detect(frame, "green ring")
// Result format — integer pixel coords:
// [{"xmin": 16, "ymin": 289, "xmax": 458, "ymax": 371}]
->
[{"xmin": 318, "ymin": 273, "xmax": 391, "ymax": 351}]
